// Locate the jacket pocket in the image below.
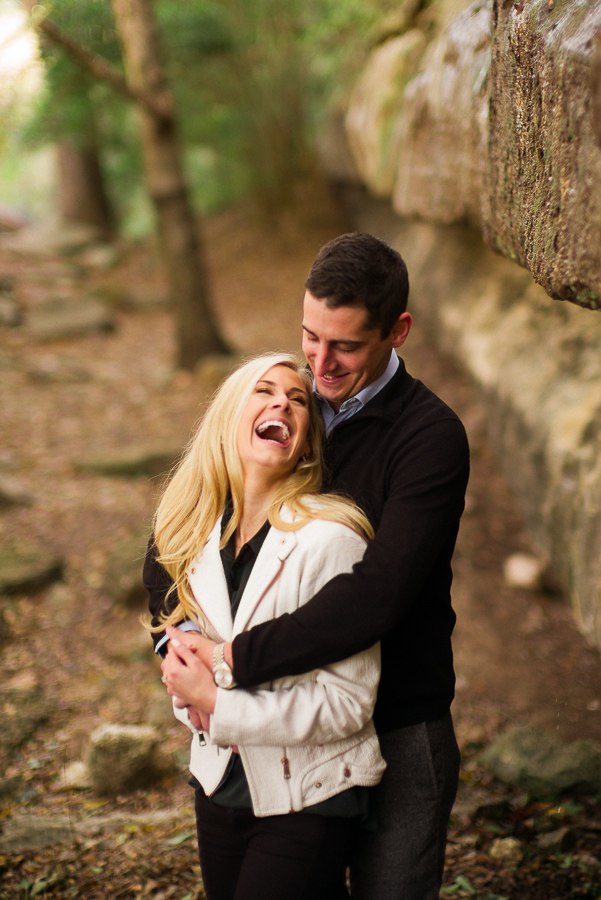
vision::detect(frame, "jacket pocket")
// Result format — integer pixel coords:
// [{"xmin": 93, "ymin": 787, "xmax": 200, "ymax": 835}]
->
[{"xmin": 296, "ymin": 733, "xmax": 386, "ymax": 809}]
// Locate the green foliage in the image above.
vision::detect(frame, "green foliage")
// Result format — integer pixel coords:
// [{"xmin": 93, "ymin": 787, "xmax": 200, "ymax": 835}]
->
[
  {"xmin": 20, "ymin": 0, "xmax": 233, "ymax": 228},
  {"xmin": 556, "ymin": 800, "xmax": 584, "ymax": 817},
  {"xmin": 14, "ymin": 0, "xmax": 399, "ymax": 227},
  {"xmin": 156, "ymin": 1, "xmax": 232, "ymax": 59},
  {"xmin": 202, "ymin": 0, "xmax": 319, "ymax": 213},
  {"xmin": 24, "ymin": 0, "xmax": 120, "ymax": 143},
  {"xmin": 441, "ymin": 875, "xmax": 476, "ymax": 896},
  {"xmin": 0, "ymin": 1, "xmax": 38, "ymax": 153},
  {"xmin": 165, "ymin": 829, "xmax": 195, "ymax": 846},
  {"xmin": 176, "ymin": 0, "xmax": 400, "ymax": 216}
]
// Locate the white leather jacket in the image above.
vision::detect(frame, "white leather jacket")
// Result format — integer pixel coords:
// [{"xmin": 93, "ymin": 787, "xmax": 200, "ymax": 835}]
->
[{"xmin": 174, "ymin": 506, "xmax": 385, "ymax": 817}]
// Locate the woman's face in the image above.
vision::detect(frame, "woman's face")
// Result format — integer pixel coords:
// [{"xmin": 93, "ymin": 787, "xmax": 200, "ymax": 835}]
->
[{"xmin": 236, "ymin": 365, "xmax": 311, "ymax": 480}]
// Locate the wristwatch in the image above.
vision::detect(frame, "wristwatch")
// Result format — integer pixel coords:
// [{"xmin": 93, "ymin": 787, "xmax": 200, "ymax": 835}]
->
[{"xmin": 212, "ymin": 642, "xmax": 237, "ymax": 689}]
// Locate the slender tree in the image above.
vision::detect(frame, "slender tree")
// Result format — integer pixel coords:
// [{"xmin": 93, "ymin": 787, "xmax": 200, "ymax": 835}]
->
[
  {"xmin": 110, "ymin": 0, "xmax": 228, "ymax": 367},
  {"xmin": 27, "ymin": 0, "xmax": 229, "ymax": 368},
  {"xmin": 56, "ymin": 126, "xmax": 115, "ymax": 236}
]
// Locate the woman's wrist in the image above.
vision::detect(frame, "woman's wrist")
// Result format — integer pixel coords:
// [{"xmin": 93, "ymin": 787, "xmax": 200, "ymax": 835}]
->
[
  {"xmin": 202, "ymin": 681, "xmax": 217, "ymax": 714},
  {"xmin": 212, "ymin": 642, "xmax": 237, "ymax": 689}
]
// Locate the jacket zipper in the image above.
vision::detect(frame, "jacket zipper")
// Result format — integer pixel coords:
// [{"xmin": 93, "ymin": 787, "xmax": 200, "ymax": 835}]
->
[{"xmin": 281, "ymin": 748, "xmax": 293, "ymax": 812}]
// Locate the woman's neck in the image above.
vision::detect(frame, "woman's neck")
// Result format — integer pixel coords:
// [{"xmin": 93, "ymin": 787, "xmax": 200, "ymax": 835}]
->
[{"xmin": 236, "ymin": 475, "xmax": 277, "ymax": 550}]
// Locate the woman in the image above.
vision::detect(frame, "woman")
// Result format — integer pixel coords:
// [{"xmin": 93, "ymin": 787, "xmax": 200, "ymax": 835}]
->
[{"xmin": 148, "ymin": 353, "xmax": 385, "ymax": 900}]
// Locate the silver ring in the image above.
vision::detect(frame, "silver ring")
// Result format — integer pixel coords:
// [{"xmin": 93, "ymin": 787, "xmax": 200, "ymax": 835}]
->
[{"xmin": 161, "ymin": 676, "xmax": 167, "ymax": 684}]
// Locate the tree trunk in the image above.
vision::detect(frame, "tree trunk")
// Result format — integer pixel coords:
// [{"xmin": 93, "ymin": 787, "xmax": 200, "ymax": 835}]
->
[
  {"xmin": 57, "ymin": 140, "xmax": 114, "ymax": 236},
  {"xmin": 110, "ymin": 0, "xmax": 229, "ymax": 368}
]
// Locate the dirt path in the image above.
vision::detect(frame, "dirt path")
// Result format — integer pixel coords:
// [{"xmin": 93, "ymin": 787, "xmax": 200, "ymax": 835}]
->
[{"xmin": 1, "ymin": 199, "xmax": 601, "ymax": 898}]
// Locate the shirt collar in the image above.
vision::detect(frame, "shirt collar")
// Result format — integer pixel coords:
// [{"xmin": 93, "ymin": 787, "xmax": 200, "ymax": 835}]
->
[
  {"xmin": 351, "ymin": 349, "xmax": 400, "ymax": 408},
  {"xmin": 314, "ymin": 349, "xmax": 400, "ymax": 415}
]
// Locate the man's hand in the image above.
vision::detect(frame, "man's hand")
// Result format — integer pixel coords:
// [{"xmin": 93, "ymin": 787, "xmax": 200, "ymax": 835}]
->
[{"xmin": 162, "ymin": 627, "xmax": 217, "ymax": 714}]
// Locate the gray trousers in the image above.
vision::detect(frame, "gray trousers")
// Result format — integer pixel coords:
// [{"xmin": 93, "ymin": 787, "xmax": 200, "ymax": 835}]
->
[{"xmin": 350, "ymin": 712, "xmax": 460, "ymax": 900}]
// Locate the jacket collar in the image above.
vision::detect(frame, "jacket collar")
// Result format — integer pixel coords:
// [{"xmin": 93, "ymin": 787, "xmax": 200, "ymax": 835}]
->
[{"xmin": 187, "ymin": 508, "xmax": 298, "ymax": 641}]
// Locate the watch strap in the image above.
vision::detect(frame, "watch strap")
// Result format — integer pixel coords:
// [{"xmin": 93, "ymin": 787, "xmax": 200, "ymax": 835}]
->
[{"xmin": 212, "ymin": 642, "xmax": 237, "ymax": 688}]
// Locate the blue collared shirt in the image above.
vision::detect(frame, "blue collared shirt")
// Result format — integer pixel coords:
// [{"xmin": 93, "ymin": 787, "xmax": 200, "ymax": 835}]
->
[{"xmin": 315, "ymin": 350, "xmax": 400, "ymax": 436}]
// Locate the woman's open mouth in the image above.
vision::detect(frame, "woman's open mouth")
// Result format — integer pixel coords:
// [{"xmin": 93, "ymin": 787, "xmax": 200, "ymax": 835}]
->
[{"xmin": 256, "ymin": 420, "xmax": 291, "ymax": 445}]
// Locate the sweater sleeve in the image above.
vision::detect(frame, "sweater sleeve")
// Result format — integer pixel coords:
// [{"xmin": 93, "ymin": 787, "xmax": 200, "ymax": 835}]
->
[
  {"xmin": 232, "ymin": 416, "xmax": 469, "ymax": 688},
  {"xmin": 143, "ymin": 536, "xmax": 177, "ymax": 650},
  {"xmin": 211, "ymin": 644, "xmax": 380, "ymax": 747}
]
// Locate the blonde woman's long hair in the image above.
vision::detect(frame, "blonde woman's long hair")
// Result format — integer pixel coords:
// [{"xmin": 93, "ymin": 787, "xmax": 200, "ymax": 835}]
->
[{"xmin": 150, "ymin": 352, "xmax": 373, "ymax": 633}]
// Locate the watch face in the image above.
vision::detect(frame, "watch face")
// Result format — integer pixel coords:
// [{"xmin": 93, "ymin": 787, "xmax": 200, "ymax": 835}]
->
[{"xmin": 215, "ymin": 667, "xmax": 234, "ymax": 689}]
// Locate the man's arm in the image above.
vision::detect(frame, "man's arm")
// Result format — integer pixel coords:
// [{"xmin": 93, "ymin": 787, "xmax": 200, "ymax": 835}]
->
[
  {"xmin": 163, "ymin": 627, "xmax": 381, "ymax": 748},
  {"xmin": 211, "ymin": 642, "xmax": 380, "ymax": 748},
  {"xmin": 161, "ymin": 534, "xmax": 381, "ymax": 749},
  {"xmin": 232, "ymin": 417, "xmax": 469, "ymax": 688}
]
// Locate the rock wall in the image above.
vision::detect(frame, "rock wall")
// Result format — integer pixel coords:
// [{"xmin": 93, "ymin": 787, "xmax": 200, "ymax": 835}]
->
[
  {"xmin": 484, "ymin": 0, "xmax": 601, "ymax": 307},
  {"xmin": 342, "ymin": 0, "xmax": 601, "ymax": 648}
]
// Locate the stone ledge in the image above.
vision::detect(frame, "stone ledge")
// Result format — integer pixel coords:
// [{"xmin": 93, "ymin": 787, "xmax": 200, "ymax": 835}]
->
[
  {"xmin": 484, "ymin": 0, "xmax": 601, "ymax": 307},
  {"xmin": 345, "ymin": 0, "xmax": 601, "ymax": 310},
  {"xmin": 0, "ymin": 809, "xmax": 181, "ymax": 853}
]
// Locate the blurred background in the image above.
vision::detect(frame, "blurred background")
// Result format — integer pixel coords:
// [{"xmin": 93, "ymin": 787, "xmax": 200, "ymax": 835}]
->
[
  {"xmin": 2, "ymin": 1, "xmax": 601, "ymax": 897},
  {"xmin": 0, "ymin": 0, "xmax": 392, "ymax": 234}
]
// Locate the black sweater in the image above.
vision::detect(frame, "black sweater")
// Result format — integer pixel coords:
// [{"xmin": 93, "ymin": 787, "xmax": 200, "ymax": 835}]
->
[
  {"xmin": 230, "ymin": 359, "xmax": 469, "ymax": 732},
  {"xmin": 145, "ymin": 358, "xmax": 469, "ymax": 733}
]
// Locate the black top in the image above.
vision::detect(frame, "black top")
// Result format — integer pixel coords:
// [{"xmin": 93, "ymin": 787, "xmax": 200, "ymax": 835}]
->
[
  {"xmin": 208, "ymin": 506, "xmax": 270, "ymax": 808},
  {"xmin": 220, "ymin": 513, "xmax": 271, "ymax": 619}
]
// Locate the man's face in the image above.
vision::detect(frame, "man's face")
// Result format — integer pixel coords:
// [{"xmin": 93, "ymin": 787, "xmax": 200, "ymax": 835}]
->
[{"xmin": 301, "ymin": 291, "xmax": 411, "ymax": 412}]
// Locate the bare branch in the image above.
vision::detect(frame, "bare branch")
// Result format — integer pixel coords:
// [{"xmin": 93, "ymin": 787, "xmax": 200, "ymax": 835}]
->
[{"xmin": 27, "ymin": 8, "xmax": 171, "ymax": 119}]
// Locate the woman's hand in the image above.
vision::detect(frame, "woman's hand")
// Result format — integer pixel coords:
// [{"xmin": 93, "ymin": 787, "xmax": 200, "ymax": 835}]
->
[
  {"xmin": 161, "ymin": 627, "xmax": 217, "ymax": 714},
  {"xmin": 187, "ymin": 706, "xmax": 211, "ymax": 732},
  {"xmin": 168, "ymin": 629, "xmax": 217, "ymax": 670},
  {"xmin": 169, "ymin": 629, "xmax": 234, "ymax": 670}
]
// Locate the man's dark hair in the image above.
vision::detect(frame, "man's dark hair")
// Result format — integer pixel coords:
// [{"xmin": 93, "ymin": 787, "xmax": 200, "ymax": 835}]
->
[{"xmin": 305, "ymin": 232, "xmax": 409, "ymax": 336}]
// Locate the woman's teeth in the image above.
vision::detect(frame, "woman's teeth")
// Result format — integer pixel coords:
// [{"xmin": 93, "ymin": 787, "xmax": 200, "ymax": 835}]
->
[{"xmin": 256, "ymin": 420, "xmax": 290, "ymax": 443}]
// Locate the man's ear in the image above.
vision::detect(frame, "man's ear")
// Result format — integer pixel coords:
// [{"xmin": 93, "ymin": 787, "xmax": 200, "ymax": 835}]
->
[{"xmin": 390, "ymin": 312, "xmax": 412, "ymax": 349}]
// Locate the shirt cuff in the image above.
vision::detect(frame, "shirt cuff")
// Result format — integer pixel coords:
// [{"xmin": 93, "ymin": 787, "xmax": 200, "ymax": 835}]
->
[{"xmin": 154, "ymin": 621, "xmax": 202, "ymax": 657}]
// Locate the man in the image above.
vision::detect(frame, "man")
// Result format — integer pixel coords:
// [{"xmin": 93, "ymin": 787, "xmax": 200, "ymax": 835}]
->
[{"xmin": 147, "ymin": 232, "xmax": 469, "ymax": 899}]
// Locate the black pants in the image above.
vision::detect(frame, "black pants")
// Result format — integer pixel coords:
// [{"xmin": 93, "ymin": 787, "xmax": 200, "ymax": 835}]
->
[{"xmin": 194, "ymin": 788, "xmax": 353, "ymax": 900}]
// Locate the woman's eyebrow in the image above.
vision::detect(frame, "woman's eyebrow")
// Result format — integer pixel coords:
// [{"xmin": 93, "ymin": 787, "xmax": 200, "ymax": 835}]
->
[{"xmin": 257, "ymin": 379, "xmax": 307, "ymax": 397}]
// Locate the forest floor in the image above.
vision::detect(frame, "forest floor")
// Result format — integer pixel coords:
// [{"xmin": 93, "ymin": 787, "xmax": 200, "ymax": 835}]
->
[{"xmin": 1, "ymin": 193, "xmax": 601, "ymax": 899}]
